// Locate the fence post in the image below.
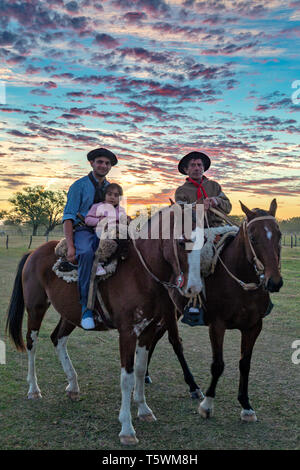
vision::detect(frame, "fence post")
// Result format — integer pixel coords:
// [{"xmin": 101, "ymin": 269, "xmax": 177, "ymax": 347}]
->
[
  {"xmin": 6, "ymin": 235, "xmax": 8, "ymax": 249},
  {"xmin": 283, "ymin": 235, "xmax": 286, "ymax": 246},
  {"xmin": 28, "ymin": 235, "xmax": 33, "ymax": 249},
  {"xmin": 295, "ymin": 234, "xmax": 297, "ymax": 247},
  {"xmin": 291, "ymin": 235, "xmax": 293, "ymax": 248}
]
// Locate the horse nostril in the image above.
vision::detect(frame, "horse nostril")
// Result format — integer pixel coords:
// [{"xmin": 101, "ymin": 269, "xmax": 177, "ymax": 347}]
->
[{"xmin": 267, "ymin": 277, "xmax": 283, "ymax": 292}]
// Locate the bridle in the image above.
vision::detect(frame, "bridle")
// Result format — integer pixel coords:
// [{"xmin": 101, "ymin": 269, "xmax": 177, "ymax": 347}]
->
[{"xmin": 213, "ymin": 213, "xmax": 281, "ymax": 291}]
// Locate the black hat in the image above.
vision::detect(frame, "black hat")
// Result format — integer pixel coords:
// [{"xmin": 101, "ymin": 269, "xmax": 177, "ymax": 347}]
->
[
  {"xmin": 87, "ymin": 148, "xmax": 118, "ymax": 166},
  {"xmin": 178, "ymin": 151, "xmax": 211, "ymax": 175}
]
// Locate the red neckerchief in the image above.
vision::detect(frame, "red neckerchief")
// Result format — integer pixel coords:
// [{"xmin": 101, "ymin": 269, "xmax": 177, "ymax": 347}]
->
[{"xmin": 187, "ymin": 177, "xmax": 208, "ymax": 200}]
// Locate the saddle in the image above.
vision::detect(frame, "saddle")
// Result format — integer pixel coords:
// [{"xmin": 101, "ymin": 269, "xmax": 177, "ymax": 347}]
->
[{"xmin": 52, "ymin": 225, "xmax": 129, "ymax": 328}]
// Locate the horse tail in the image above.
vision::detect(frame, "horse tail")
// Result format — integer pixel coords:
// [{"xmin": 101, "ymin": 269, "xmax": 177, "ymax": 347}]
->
[{"xmin": 6, "ymin": 252, "xmax": 31, "ymax": 352}]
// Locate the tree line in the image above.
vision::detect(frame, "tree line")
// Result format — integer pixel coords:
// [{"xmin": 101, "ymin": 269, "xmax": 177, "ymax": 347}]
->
[
  {"xmin": 0, "ymin": 186, "xmax": 299, "ymax": 236},
  {"xmin": 0, "ymin": 186, "xmax": 67, "ymax": 236}
]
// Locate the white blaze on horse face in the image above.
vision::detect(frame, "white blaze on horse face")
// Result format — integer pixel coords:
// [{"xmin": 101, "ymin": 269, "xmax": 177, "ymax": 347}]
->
[
  {"xmin": 264, "ymin": 226, "xmax": 273, "ymax": 240},
  {"xmin": 185, "ymin": 227, "xmax": 203, "ymax": 295}
]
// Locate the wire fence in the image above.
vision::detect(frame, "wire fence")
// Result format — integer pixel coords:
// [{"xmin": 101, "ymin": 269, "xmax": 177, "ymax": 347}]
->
[
  {"xmin": 282, "ymin": 233, "xmax": 299, "ymax": 248},
  {"xmin": 0, "ymin": 231, "xmax": 299, "ymax": 250},
  {"xmin": 0, "ymin": 234, "xmax": 62, "ymax": 250}
]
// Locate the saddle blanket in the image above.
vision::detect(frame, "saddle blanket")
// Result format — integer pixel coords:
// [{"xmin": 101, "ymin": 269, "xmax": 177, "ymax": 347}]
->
[{"xmin": 200, "ymin": 225, "xmax": 239, "ymax": 277}]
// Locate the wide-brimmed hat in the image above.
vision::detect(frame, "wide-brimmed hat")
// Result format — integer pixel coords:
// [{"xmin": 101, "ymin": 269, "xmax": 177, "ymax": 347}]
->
[
  {"xmin": 178, "ymin": 151, "xmax": 211, "ymax": 175},
  {"xmin": 87, "ymin": 148, "xmax": 118, "ymax": 166}
]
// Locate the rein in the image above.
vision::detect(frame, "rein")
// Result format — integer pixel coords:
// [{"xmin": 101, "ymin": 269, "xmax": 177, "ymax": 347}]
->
[
  {"xmin": 128, "ymin": 224, "xmax": 185, "ymax": 293},
  {"xmin": 206, "ymin": 210, "xmax": 278, "ymax": 291}
]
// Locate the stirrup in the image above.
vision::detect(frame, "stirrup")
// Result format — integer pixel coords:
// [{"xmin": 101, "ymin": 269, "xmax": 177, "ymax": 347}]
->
[{"xmin": 181, "ymin": 295, "xmax": 205, "ymax": 327}]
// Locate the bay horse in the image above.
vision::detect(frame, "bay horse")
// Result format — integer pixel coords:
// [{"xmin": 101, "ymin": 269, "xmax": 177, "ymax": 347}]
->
[
  {"xmin": 145, "ymin": 199, "xmax": 283, "ymax": 422},
  {"xmin": 6, "ymin": 204, "xmax": 202, "ymax": 445}
]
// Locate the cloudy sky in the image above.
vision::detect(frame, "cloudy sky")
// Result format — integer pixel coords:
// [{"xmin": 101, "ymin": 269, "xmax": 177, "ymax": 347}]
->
[{"xmin": 0, "ymin": 0, "xmax": 299, "ymax": 218}]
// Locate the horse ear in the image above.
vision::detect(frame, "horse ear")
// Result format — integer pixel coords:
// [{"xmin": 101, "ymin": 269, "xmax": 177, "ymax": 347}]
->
[
  {"xmin": 269, "ymin": 198, "xmax": 277, "ymax": 217},
  {"xmin": 169, "ymin": 198, "xmax": 175, "ymax": 206},
  {"xmin": 239, "ymin": 201, "xmax": 255, "ymax": 220}
]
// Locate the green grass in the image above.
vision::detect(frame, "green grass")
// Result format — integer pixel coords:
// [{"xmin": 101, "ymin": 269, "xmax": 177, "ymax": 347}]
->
[{"xmin": 0, "ymin": 244, "xmax": 299, "ymax": 450}]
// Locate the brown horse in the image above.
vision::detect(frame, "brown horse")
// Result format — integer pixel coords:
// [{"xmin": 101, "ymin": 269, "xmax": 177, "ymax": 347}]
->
[
  {"xmin": 145, "ymin": 199, "xmax": 283, "ymax": 421},
  {"xmin": 6, "ymin": 205, "xmax": 202, "ymax": 445}
]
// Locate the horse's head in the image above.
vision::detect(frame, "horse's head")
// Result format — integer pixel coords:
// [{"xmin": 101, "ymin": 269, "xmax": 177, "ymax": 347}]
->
[
  {"xmin": 240, "ymin": 199, "xmax": 283, "ymax": 293},
  {"xmin": 162, "ymin": 204, "xmax": 203, "ymax": 297}
]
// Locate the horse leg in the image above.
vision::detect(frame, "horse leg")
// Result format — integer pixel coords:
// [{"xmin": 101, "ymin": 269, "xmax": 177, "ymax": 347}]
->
[
  {"xmin": 118, "ymin": 331, "xmax": 138, "ymax": 446},
  {"xmin": 239, "ymin": 321, "xmax": 262, "ymax": 422},
  {"xmin": 25, "ymin": 292, "xmax": 50, "ymax": 400},
  {"xmin": 144, "ymin": 326, "xmax": 166, "ymax": 384},
  {"xmin": 199, "ymin": 322, "xmax": 225, "ymax": 418},
  {"xmin": 134, "ymin": 344, "xmax": 157, "ymax": 422},
  {"xmin": 167, "ymin": 320, "xmax": 203, "ymax": 399},
  {"xmin": 162, "ymin": 305, "xmax": 203, "ymax": 399},
  {"xmin": 50, "ymin": 318, "xmax": 80, "ymax": 401}
]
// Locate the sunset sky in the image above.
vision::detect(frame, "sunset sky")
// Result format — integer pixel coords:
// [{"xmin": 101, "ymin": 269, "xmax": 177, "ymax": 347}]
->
[{"xmin": 0, "ymin": 0, "xmax": 299, "ymax": 219}]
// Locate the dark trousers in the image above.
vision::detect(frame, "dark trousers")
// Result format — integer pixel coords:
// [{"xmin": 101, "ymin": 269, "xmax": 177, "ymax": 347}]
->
[{"xmin": 74, "ymin": 228, "xmax": 99, "ymax": 307}]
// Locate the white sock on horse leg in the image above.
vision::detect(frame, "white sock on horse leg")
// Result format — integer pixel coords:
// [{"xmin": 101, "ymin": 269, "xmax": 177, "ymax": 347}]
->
[
  {"xmin": 56, "ymin": 336, "xmax": 79, "ymax": 395},
  {"xmin": 119, "ymin": 368, "xmax": 135, "ymax": 437},
  {"xmin": 134, "ymin": 346, "xmax": 154, "ymax": 417},
  {"xmin": 27, "ymin": 330, "xmax": 42, "ymax": 398}
]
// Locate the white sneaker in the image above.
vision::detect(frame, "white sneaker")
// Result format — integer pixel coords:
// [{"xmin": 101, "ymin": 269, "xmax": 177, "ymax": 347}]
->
[
  {"xmin": 96, "ymin": 264, "xmax": 106, "ymax": 276},
  {"xmin": 81, "ymin": 316, "xmax": 95, "ymax": 330}
]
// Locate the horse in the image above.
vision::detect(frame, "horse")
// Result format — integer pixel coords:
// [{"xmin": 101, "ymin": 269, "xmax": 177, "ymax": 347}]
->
[
  {"xmin": 6, "ymin": 204, "xmax": 203, "ymax": 445},
  {"xmin": 145, "ymin": 199, "xmax": 283, "ymax": 422}
]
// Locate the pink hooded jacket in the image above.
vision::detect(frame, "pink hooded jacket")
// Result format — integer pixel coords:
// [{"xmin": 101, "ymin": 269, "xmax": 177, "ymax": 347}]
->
[{"xmin": 85, "ymin": 202, "xmax": 126, "ymax": 228}]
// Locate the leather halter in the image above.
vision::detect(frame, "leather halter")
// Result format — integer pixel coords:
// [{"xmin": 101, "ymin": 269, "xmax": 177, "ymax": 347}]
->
[
  {"xmin": 223, "ymin": 215, "xmax": 279, "ymax": 290},
  {"xmin": 206, "ymin": 210, "xmax": 280, "ymax": 291},
  {"xmin": 243, "ymin": 215, "xmax": 277, "ymax": 277}
]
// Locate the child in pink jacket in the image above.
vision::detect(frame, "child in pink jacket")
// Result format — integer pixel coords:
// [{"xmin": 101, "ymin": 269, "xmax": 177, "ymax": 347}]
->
[{"xmin": 85, "ymin": 183, "xmax": 127, "ymax": 275}]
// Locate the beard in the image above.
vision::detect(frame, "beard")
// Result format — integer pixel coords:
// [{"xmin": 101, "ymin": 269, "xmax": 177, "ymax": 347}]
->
[{"xmin": 94, "ymin": 168, "xmax": 108, "ymax": 178}]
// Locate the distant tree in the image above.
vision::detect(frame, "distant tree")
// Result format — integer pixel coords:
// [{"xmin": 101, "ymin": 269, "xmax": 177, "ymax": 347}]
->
[
  {"xmin": 279, "ymin": 217, "xmax": 300, "ymax": 234},
  {"xmin": 9, "ymin": 186, "xmax": 66, "ymax": 236},
  {"xmin": 229, "ymin": 215, "xmax": 245, "ymax": 226},
  {"xmin": 0, "ymin": 210, "xmax": 8, "ymax": 221},
  {"xmin": 41, "ymin": 190, "xmax": 67, "ymax": 236}
]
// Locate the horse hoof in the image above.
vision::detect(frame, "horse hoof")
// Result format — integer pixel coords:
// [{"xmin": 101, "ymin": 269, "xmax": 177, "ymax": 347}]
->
[
  {"xmin": 198, "ymin": 405, "xmax": 213, "ymax": 419},
  {"xmin": 190, "ymin": 389, "xmax": 203, "ymax": 400},
  {"xmin": 120, "ymin": 435, "xmax": 139, "ymax": 446},
  {"xmin": 139, "ymin": 413, "xmax": 157, "ymax": 422},
  {"xmin": 199, "ymin": 397, "xmax": 214, "ymax": 419},
  {"xmin": 241, "ymin": 410, "xmax": 257, "ymax": 422},
  {"xmin": 66, "ymin": 391, "xmax": 80, "ymax": 401},
  {"xmin": 28, "ymin": 392, "xmax": 42, "ymax": 400},
  {"xmin": 145, "ymin": 376, "xmax": 152, "ymax": 384}
]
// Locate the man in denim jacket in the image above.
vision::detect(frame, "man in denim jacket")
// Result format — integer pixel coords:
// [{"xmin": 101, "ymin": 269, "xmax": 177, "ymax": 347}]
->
[{"xmin": 63, "ymin": 148, "xmax": 118, "ymax": 329}]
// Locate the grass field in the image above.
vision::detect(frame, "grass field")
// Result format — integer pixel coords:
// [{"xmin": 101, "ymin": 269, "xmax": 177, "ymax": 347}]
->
[{"xmin": 0, "ymin": 240, "xmax": 299, "ymax": 450}]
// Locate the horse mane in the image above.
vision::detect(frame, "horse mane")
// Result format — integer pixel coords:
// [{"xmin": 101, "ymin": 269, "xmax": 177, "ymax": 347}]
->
[{"xmin": 251, "ymin": 208, "xmax": 269, "ymax": 217}]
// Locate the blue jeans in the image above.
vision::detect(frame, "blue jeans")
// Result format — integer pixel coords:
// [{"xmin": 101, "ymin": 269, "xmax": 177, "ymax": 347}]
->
[{"xmin": 74, "ymin": 227, "xmax": 99, "ymax": 307}]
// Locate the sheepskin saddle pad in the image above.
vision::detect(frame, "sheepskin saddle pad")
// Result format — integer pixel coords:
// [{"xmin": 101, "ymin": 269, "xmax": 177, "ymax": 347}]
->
[
  {"xmin": 52, "ymin": 236, "xmax": 119, "ymax": 283},
  {"xmin": 200, "ymin": 225, "xmax": 239, "ymax": 277}
]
